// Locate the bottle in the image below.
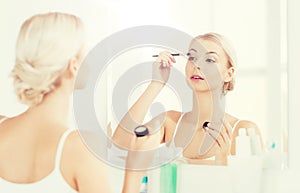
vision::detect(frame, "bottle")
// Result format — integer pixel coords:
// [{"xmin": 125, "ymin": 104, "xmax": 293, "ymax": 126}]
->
[
  {"xmin": 248, "ymin": 128, "xmax": 262, "ymax": 155},
  {"xmin": 140, "ymin": 176, "xmax": 148, "ymax": 193},
  {"xmin": 235, "ymin": 128, "xmax": 251, "ymax": 157},
  {"xmin": 160, "ymin": 164, "xmax": 177, "ymax": 193},
  {"xmin": 229, "ymin": 128, "xmax": 263, "ymax": 193}
]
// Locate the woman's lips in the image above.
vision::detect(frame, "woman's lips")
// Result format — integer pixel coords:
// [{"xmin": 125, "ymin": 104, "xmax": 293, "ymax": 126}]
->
[{"xmin": 190, "ymin": 74, "xmax": 204, "ymax": 81}]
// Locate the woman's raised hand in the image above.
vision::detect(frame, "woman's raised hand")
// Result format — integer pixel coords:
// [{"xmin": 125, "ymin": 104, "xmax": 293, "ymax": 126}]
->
[{"xmin": 152, "ymin": 51, "xmax": 176, "ymax": 85}]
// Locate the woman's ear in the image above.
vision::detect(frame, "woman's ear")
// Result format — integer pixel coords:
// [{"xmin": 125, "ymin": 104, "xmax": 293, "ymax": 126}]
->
[
  {"xmin": 65, "ymin": 57, "xmax": 79, "ymax": 79},
  {"xmin": 224, "ymin": 67, "xmax": 235, "ymax": 82}
]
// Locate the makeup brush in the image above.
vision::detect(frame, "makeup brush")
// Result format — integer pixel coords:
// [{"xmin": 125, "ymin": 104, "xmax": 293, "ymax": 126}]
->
[{"xmin": 152, "ymin": 53, "xmax": 183, "ymax": 57}]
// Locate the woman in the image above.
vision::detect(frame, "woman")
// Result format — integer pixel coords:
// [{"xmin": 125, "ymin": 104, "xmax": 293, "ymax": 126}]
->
[
  {"xmin": 0, "ymin": 13, "xmax": 111, "ymax": 193},
  {"xmin": 113, "ymin": 32, "xmax": 263, "ymax": 192}
]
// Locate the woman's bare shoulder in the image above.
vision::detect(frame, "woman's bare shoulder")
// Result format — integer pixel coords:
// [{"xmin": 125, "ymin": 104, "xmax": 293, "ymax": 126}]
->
[
  {"xmin": 0, "ymin": 115, "xmax": 7, "ymax": 125},
  {"xmin": 62, "ymin": 130, "xmax": 107, "ymax": 167},
  {"xmin": 64, "ymin": 130, "xmax": 95, "ymax": 153},
  {"xmin": 61, "ymin": 130, "xmax": 111, "ymax": 192},
  {"xmin": 234, "ymin": 118, "xmax": 258, "ymax": 129},
  {"xmin": 238, "ymin": 120, "xmax": 258, "ymax": 128},
  {"xmin": 225, "ymin": 113, "xmax": 258, "ymax": 128}
]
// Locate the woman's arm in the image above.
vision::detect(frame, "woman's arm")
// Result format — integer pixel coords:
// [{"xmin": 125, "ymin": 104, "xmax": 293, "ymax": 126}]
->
[
  {"xmin": 112, "ymin": 82, "xmax": 165, "ymax": 148},
  {"xmin": 121, "ymin": 111, "xmax": 180, "ymax": 193},
  {"xmin": 112, "ymin": 51, "xmax": 176, "ymax": 193},
  {"xmin": 121, "ymin": 131, "xmax": 161, "ymax": 193},
  {"xmin": 112, "ymin": 51, "xmax": 176, "ymax": 149},
  {"xmin": 121, "ymin": 112, "xmax": 176, "ymax": 193}
]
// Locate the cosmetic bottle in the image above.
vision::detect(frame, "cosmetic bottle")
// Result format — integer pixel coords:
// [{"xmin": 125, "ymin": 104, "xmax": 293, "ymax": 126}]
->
[
  {"xmin": 229, "ymin": 128, "xmax": 263, "ymax": 193},
  {"xmin": 160, "ymin": 164, "xmax": 177, "ymax": 193},
  {"xmin": 140, "ymin": 176, "xmax": 148, "ymax": 193},
  {"xmin": 248, "ymin": 128, "xmax": 262, "ymax": 155},
  {"xmin": 235, "ymin": 128, "xmax": 251, "ymax": 156}
]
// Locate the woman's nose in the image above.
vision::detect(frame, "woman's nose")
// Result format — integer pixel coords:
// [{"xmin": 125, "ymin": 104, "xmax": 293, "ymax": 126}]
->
[{"xmin": 193, "ymin": 64, "xmax": 200, "ymax": 70}]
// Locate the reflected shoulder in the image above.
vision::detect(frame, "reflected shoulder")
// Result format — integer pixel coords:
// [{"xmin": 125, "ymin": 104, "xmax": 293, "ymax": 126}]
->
[{"xmin": 237, "ymin": 120, "xmax": 259, "ymax": 129}]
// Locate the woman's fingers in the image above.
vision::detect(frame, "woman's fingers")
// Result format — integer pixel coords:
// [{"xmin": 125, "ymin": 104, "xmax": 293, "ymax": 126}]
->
[
  {"xmin": 219, "ymin": 128, "xmax": 226, "ymax": 144},
  {"xmin": 152, "ymin": 51, "xmax": 173, "ymax": 84},
  {"xmin": 160, "ymin": 56, "xmax": 173, "ymax": 67},
  {"xmin": 156, "ymin": 51, "xmax": 176, "ymax": 67},
  {"xmin": 163, "ymin": 51, "xmax": 176, "ymax": 63},
  {"xmin": 207, "ymin": 131, "xmax": 221, "ymax": 147},
  {"xmin": 204, "ymin": 123, "xmax": 221, "ymax": 147},
  {"xmin": 205, "ymin": 123, "xmax": 222, "ymax": 143},
  {"xmin": 206, "ymin": 122, "xmax": 230, "ymax": 150},
  {"xmin": 222, "ymin": 120, "xmax": 232, "ymax": 140}
]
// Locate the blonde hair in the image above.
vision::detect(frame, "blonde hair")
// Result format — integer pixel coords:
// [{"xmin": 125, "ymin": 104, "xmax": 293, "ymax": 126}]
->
[
  {"xmin": 12, "ymin": 12, "xmax": 85, "ymax": 106},
  {"xmin": 196, "ymin": 32, "xmax": 237, "ymax": 95}
]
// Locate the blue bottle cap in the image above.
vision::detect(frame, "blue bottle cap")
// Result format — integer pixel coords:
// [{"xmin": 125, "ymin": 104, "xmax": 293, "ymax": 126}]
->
[{"xmin": 142, "ymin": 176, "xmax": 148, "ymax": 183}]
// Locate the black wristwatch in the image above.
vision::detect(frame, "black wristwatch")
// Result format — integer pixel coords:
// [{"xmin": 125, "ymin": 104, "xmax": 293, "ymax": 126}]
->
[{"xmin": 134, "ymin": 125, "xmax": 149, "ymax": 137}]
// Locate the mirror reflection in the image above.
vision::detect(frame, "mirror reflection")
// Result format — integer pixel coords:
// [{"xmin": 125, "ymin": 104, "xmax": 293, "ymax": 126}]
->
[{"xmin": 94, "ymin": 0, "xmax": 287, "ymax": 168}]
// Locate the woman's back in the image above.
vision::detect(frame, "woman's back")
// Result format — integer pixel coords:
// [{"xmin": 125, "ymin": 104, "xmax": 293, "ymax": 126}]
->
[
  {"xmin": 0, "ymin": 12, "xmax": 111, "ymax": 193},
  {"xmin": 0, "ymin": 115, "xmax": 78, "ymax": 192}
]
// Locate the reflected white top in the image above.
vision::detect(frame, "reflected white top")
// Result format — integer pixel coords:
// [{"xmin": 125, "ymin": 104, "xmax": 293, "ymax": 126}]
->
[
  {"xmin": 167, "ymin": 115, "xmax": 242, "ymax": 161},
  {"xmin": 108, "ymin": 115, "xmax": 243, "ymax": 166},
  {"xmin": 0, "ymin": 117, "xmax": 78, "ymax": 193}
]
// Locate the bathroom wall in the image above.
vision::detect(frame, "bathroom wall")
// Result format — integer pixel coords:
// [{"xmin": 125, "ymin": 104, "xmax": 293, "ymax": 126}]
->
[
  {"xmin": 279, "ymin": 0, "xmax": 300, "ymax": 191},
  {"xmin": 260, "ymin": 0, "xmax": 300, "ymax": 190}
]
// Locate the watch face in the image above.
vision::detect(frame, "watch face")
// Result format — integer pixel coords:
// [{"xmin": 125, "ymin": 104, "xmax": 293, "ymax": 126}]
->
[{"xmin": 134, "ymin": 125, "xmax": 149, "ymax": 137}]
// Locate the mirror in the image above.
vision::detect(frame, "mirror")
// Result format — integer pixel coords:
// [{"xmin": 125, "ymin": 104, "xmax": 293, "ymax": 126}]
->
[{"xmin": 92, "ymin": 0, "xmax": 288, "ymax": 169}]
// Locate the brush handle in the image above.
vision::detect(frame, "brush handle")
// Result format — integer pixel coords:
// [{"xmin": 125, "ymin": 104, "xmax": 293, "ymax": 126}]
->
[{"xmin": 152, "ymin": 53, "xmax": 181, "ymax": 57}]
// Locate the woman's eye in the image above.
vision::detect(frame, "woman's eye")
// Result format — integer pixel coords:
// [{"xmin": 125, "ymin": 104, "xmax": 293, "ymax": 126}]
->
[
  {"xmin": 188, "ymin": 56, "xmax": 197, "ymax": 62},
  {"xmin": 205, "ymin": 58, "xmax": 215, "ymax": 63}
]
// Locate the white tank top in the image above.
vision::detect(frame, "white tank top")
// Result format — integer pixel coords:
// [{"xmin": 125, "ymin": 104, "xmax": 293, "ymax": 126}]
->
[
  {"xmin": 0, "ymin": 117, "xmax": 78, "ymax": 193},
  {"xmin": 170, "ymin": 114, "xmax": 242, "ymax": 160}
]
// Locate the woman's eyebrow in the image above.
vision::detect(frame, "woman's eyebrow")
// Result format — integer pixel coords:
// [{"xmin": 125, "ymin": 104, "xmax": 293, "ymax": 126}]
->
[
  {"xmin": 206, "ymin": 51, "xmax": 219, "ymax": 56},
  {"xmin": 188, "ymin": 48, "xmax": 198, "ymax": 53}
]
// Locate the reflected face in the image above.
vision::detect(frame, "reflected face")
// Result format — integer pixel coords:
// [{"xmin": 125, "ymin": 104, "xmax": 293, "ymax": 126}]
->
[{"xmin": 185, "ymin": 38, "xmax": 232, "ymax": 93}]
